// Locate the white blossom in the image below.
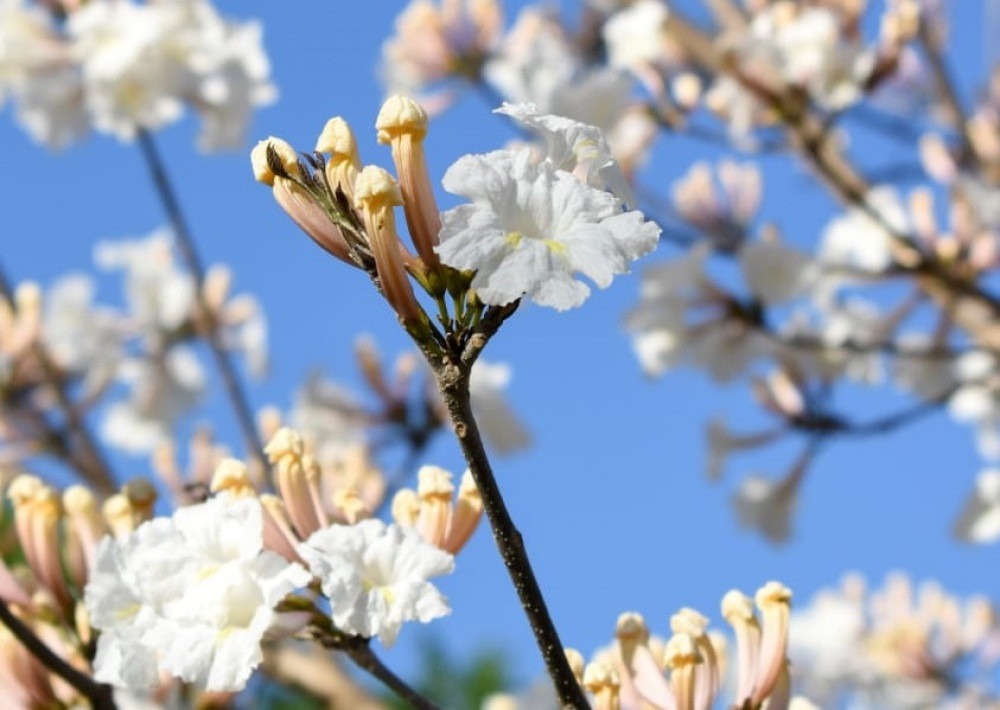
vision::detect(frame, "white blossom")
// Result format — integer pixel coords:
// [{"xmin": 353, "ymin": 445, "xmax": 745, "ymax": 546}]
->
[
  {"xmin": 739, "ymin": 238, "xmax": 814, "ymax": 305},
  {"xmin": 819, "ymin": 186, "xmax": 908, "ymax": 273},
  {"xmin": 953, "ymin": 470, "xmax": 1000, "ymax": 543},
  {"xmin": 732, "ymin": 474, "xmax": 796, "ymax": 543},
  {"xmin": 601, "ymin": 0, "xmax": 671, "ymax": 71},
  {"xmin": 470, "ymin": 359, "xmax": 530, "ymax": 454},
  {"xmin": 85, "ymin": 495, "xmax": 309, "ymax": 691},
  {"xmin": 298, "ymin": 519, "xmax": 454, "ymax": 647},
  {"xmin": 437, "ymin": 148, "xmax": 659, "ymax": 310}
]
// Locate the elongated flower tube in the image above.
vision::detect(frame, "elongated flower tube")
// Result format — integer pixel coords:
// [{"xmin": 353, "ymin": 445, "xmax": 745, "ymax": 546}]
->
[
  {"xmin": 670, "ymin": 608, "xmax": 720, "ymax": 710},
  {"xmin": 354, "ymin": 166, "xmax": 423, "ymax": 325},
  {"xmin": 583, "ymin": 660, "xmax": 621, "ymax": 710},
  {"xmin": 665, "ymin": 633, "xmax": 701, "ymax": 710},
  {"xmin": 264, "ymin": 427, "xmax": 325, "ymax": 539},
  {"xmin": 751, "ymin": 582, "xmax": 792, "ymax": 705},
  {"xmin": 252, "ymin": 138, "xmax": 356, "ymax": 266},
  {"xmin": 316, "ymin": 117, "xmax": 361, "ymax": 203},
  {"xmin": 376, "ymin": 95, "xmax": 443, "ymax": 274},
  {"xmin": 722, "ymin": 590, "xmax": 761, "ymax": 704},
  {"xmin": 7, "ymin": 476, "xmax": 72, "ymax": 611}
]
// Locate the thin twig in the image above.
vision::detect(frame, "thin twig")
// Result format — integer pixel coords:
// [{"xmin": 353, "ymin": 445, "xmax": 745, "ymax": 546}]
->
[
  {"xmin": 438, "ymin": 365, "xmax": 588, "ymax": 709},
  {"xmin": 344, "ymin": 641, "xmax": 442, "ymax": 710},
  {"xmin": 135, "ymin": 130, "xmax": 268, "ymax": 474},
  {"xmin": 0, "ymin": 598, "xmax": 117, "ymax": 709},
  {"xmin": 0, "ymin": 263, "xmax": 116, "ymax": 493},
  {"xmin": 918, "ymin": 19, "xmax": 976, "ymax": 167}
]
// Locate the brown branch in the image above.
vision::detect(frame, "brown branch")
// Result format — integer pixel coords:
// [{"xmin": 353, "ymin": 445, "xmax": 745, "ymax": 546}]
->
[
  {"xmin": 917, "ymin": 19, "xmax": 976, "ymax": 167},
  {"xmin": 0, "ymin": 264, "xmax": 116, "ymax": 494},
  {"xmin": 0, "ymin": 598, "xmax": 116, "ymax": 709},
  {"xmin": 437, "ymin": 363, "xmax": 588, "ymax": 709},
  {"xmin": 135, "ymin": 130, "xmax": 269, "ymax": 475}
]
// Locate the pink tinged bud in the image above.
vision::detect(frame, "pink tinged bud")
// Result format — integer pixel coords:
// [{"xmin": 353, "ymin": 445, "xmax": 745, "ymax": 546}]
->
[
  {"xmin": 442, "ymin": 471, "xmax": 483, "ymax": 554},
  {"xmin": 354, "ymin": 166, "xmax": 424, "ymax": 324},
  {"xmin": 582, "ymin": 661, "xmax": 621, "ymax": 710},
  {"xmin": 272, "ymin": 177, "xmax": 356, "ymax": 266},
  {"xmin": 721, "ymin": 590, "xmax": 762, "ymax": 704},
  {"xmin": 260, "ymin": 495, "xmax": 305, "ymax": 564},
  {"xmin": 665, "ymin": 633, "xmax": 701, "ymax": 710},
  {"xmin": 751, "ymin": 582, "xmax": 792, "ymax": 705},
  {"xmin": 630, "ymin": 643, "xmax": 676, "ymax": 710},
  {"xmin": 565, "ymin": 648, "xmax": 585, "ymax": 686},
  {"xmin": 355, "ymin": 335, "xmax": 395, "ymax": 403},
  {"xmin": 918, "ymin": 133, "xmax": 956, "ymax": 184},
  {"xmin": 671, "ymin": 608, "xmax": 719, "ymax": 709},
  {"xmin": 62, "ymin": 495, "xmax": 100, "ymax": 575},
  {"xmin": 392, "ymin": 489, "xmax": 421, "ymax": 527},
  {"xmin": 416, "ymin": 465, "xmax": 455, "ymax": 549},
  {"xmin": 332, "ymin": 487, "xmax": 370, "ymax": 524},
  {"xmin": 265, "ymin": 428, "xmax": 324, "ymax": 538},
  {"xmin": 316, "ymin": 117, "xmax": 362, "ymax": 202},
  {"xmin": 210, "ymin": 458, "xmax": 256, "ymax": 498},
  {"xmin": 7, "ymin": 478, "xmax": 68, "ymax": 607},
  {"xmin": 251, "ymin": 136, "xmax": 299, "ymax": 186},
  {"xmin": 0, "ymin": 620, "xmax": 57, "ymax": 709},
  {"xmin": 764, "ymin": 663, "xmax": 792, "ymax": 710},
  {"xmin": 376, "ymin": 95, "xmax": 443, "ymax": 271},
  {"xmin": 0, "ymin": 557, "xmax": 33, "ymax": 609}
]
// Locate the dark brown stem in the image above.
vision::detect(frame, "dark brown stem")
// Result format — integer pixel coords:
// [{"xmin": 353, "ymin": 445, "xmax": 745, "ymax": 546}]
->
[
  {"xmin": 437, "ymin": 365, "xmax": 588, "ymax": 709},
  {"xmin": 343, "ymin": 641, "xmax": 441, "ymax": 710},
  {"xmin": 0, "ymin": 264, "xmax": 116, "ymax": 494},
  {"xmin": 0, "ymin": 599, "xmax": 116, "ymax": 709},
  {"xmin": 135, "ymin": 130, "xmax": 268, "ymax": 474}
]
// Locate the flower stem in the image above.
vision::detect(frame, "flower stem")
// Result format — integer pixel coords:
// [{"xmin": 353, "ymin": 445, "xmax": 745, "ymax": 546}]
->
[
  {"xmin": 343, "ymin": 641, "xmax": 441, "ymax": 710},
  {"xmin": 135, "ymin": 130, "xmax": 268, "ymax": 474},
  {"xmin": 0, "ymin": 598, "xmax": 117, "ymax": 709},
  {"xmin": 438, "ymin": 366, "xmax": 588, "ymax": 709}
]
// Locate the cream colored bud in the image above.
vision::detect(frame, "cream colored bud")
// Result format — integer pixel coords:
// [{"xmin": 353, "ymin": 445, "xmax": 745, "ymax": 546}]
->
[
  {"xmin": 102, "ymin": 494, "xmax": 134, "ymax": 537},
  {"xmin": 251, "ymin": 137, "xmax": 298, "ymax": 185},
  {"xmin": 62, "ymin": 485, "xmax": 97, "ymax": 517},
  {"xmin": 417, "ymin": 465, "xmax": 454, "ymax": 500},
  {"xmin": 353, "ymin": 165, "xmax": 404, "ymax": 212},
  {"xmin": 122, "ymin": 477, "xmax": 157, "ymax": 521},
  {"xmin": 316, "ymin": 116, "xmax": 360, "ymax": 158},
  {"xmin": 7, "ymin": 474, "xmax": 45, "ymax": 506},
  {"xmin": 376, "ymin": 95, "xmax": 429, "ymax": 144},
  {"xmin": 210, "ymin": 458, "xmax": 254, "ymax": 496},
  {"xmin": 333, "ymin": 488, "xmax": 369, "ymax": 524},
  {"xmin": 671, "ymin": 607, "xmax": 709, "ymax": 637},
  {"xmin": 265, "ymin": 427, "xmax": 305, "ymax": 464},
  {"xmin": 722, "ymin": 590, "xmax": 755, "ymax": 622},
  {"xmin": 565, "ymin": 648, "xmax": 585, "ymax": 684},
  {"xmin": 755, "ymin": 581, "xmax": 793, "ymax": 609},
  {"xmin": 582, "ymin": 660, "xmax": 620, "ymax": 691},
  {"xmin": 616, "ymin": 612, "xmax": 648, "ymax": 642},
  {"xmin": 664, "ymin": 633, "xmax": 702, "ymax": 669},
  {"xmin": 15, "ymin": 281, "xmax": 41, "ymax": 314},
  {"xmin": 392, "ymin": 489, "xmax": 421, "ymax": 527},
  {"xmin": 672, "ymin": 72, "xmax": 703, "ymax": 110}
]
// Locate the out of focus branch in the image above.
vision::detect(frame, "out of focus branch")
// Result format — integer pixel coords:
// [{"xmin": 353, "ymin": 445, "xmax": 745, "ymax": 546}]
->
[
  {"xmin": 0, "ymin": 263, "xmax": 116, "ymax": 493},
  {"xmin": 136, "ymin": 130, "xmax": 269, "ymax": 475}
]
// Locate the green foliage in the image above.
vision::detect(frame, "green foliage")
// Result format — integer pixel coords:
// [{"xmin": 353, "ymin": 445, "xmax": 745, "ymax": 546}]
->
[{"xmin": 383, "ymin": 635, "xmax": 511, "ymax": 709}]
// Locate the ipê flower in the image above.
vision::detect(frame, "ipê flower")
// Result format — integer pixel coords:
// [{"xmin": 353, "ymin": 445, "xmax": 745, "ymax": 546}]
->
[
  {"xmin": 436, "ymin": 146, "xmax": 660, "ymax": 310},
  {"xmin": 298, "ymin": 518, "xmax": 454, "ymax": 646},
  {"xmin": 84, "ymin": 494, "xmax": 310, "ymax": 691}
]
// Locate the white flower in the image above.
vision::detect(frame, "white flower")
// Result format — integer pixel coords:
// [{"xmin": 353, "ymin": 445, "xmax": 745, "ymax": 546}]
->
[
  {"xmin": 732, "ymin": 474, "xmax": 796, "ymax": 543},
  {"xmin": 601, "ymin": 0, "xmax": 671, "ymax": 71},
  {"xmin": 299, "ymin": 519, "xmax": 454, "ymax": 647},
  {"xmin": 94, "ymin": 230, "xmax": 195, "ymax": 334},
  {"xmin": 819, "ymin": 186, "xmax": 908, "ymax": 273},
  {"xmin": 739, "ymin": 238, "xmax": 814, "ymax": 305},
  {"xmin": 470, "ymin": 359, "xmax": 531, "ymax": 454},
  {"xmin": 437, "ymin": 149, "xmax": 659, "ymax": 310},
  {"xmin": 953, "ymin": 470, "xmax": 1000, "ymax": 543},
  {"xmin": 494, "ymin": 102, "xmax": 634, "ymax": 207},
  {"xmin": 86, "ymin": 495, "xmax": 309, "ymax": 691},
  {"xmin": 101, "ymin": 346, "xmax": 206, "ymax": 454}
]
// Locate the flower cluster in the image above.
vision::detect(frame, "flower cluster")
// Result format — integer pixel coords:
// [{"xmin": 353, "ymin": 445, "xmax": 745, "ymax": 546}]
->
[{"xmin": 0, "ymin": 0, "xmax": 273, "ymax": 149}]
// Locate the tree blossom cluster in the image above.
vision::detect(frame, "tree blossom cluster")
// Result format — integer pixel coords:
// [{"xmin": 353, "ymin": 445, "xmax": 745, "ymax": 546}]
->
[
  {"xmin": 377, "ymin": 0, "xmax": 1000, "ymax": 547},
  {"xmin": 2, "ymin": 0, "xmax": 1000, "ymax": 708},
  {"xmin": 0, "ymin": 0, "xmax": 274, "ymax": 149}
]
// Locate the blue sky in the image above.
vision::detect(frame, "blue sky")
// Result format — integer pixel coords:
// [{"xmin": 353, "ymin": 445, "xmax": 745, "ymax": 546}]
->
[{"xmin": 2, "ymin": 0, "xmax": 998, "ymax": 692}]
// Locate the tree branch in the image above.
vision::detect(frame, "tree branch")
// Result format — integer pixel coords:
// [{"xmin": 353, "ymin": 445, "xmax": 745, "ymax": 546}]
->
[{"xmin": 135, "ymin": 130, "xmax": 268, "ymax": 475}]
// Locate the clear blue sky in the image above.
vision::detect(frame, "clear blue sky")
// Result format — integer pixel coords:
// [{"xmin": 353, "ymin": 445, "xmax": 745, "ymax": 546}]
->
[{"xmin": 2, "ymin": 0, "xmax": 997, "ymax": 691}]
